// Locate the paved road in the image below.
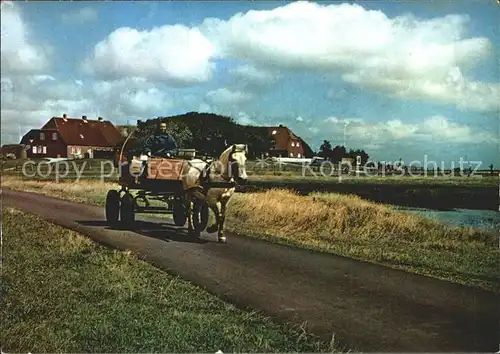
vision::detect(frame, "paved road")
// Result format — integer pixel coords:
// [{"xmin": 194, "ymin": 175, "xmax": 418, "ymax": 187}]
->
[{"xmin": 3, "ymin": 189, "xmax": 499, "ymax": 352}]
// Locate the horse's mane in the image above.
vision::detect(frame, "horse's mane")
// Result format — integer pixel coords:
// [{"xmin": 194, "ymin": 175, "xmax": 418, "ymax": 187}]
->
[
  {"xmin": 205, "ymin": 144, "xmax": 247, "ymax": 177},
  {"xmin": 219, "ymin": 144, "xmax": 247, "ymax": 164},
  {"xmin": 218, "ymin": 145, "xmax": 233, "ymax": 165}
]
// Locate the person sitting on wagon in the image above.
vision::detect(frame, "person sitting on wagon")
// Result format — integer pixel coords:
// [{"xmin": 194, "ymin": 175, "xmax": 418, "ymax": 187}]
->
[
  {"xmin": 144, "ymin": 121, "xmax": 178, "ymax": 158},
  {"xmin": 135, "ymin": 121, "xmax": 179, "ymax": 182}
]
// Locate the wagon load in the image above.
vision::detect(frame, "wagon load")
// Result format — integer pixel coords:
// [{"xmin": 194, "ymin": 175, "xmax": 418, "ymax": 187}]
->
[{"xmin": 147, "ymin": 158, "xmax": 188, "ymax": 180}]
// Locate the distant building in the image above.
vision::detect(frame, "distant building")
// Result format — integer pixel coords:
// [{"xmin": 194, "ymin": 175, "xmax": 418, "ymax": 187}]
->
[
  {"xmin": 341, "ymin": 157, "xmax": 354, "ymax": 165},
  {"xmin": 1, "ymin": 144, "xmax": 27, "ymax": 159},
  {"xmin": 20, "ymin": 114, "xmax": 125, "ymax": 159},
  {"xmin": 267, "ymin": 125, "xmax": 306, "ymax": 158}
]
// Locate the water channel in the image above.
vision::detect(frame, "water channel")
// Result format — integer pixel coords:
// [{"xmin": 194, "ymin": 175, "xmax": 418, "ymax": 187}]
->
[{"xmin": 394, "ymin": 206, "xmax": 500, "ymax": 232}]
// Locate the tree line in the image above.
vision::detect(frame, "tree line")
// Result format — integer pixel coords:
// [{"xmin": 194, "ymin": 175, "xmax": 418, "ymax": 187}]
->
[
  {"xmin": 124, "ymin": 112, "xmax": 375, "ymax": 162},
  {"xmin": 316, "ymin": 140, "xmax": 370, "ymax": 165},
  {"xmin": 125, "ymin": 112, "xmax": 315, "ymax": 159}
]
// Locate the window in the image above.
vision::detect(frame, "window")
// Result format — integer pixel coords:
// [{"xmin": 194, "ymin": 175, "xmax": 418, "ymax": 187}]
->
[
  {"xmin": 40, "ymin": 132, "xmax": 45, "ymax": 140},
  {"xmin": 37, "ymin": 146, "xmax": 42, "ymax": 154},
  {"xmin": 42, "ymin": 146, "xmax": 47, "ymax": 154},
  {"xmin": 272, "ymin": 130, "xmax": 277, "ymax": 135},
  {"xmin": 52, "ymin": 133, "xmax": 57, "ymax": 140},
  {"xmin": 291, "ymin": 142, "xmax": 295, "ymax": 147},
  {"xmin": 79, "ymin": 134, "xmax": 84, "ymax": 139},
  {"xmin": 290, "ymin": 152, "xmax": 294, "ymax": 157},
  {"xmin": 298, "ymin": 153, "xmax": 301, "ymax": 158},
  {"xmin": 296, "ymin": 142, "xmax": 300, "ymax": 147},
  {"xmin": 32, "ymin": 146, "xmax": 37, "ymax": 154}
]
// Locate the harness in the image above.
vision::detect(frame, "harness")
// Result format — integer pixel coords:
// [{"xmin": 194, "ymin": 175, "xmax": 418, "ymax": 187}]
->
[
  {"xmin": 192, "ymin": 157, "xmax": 235, "ymax": 196},
  {"xmin": 186, "ymin": 159, "xmax": 212, "ymax": 196}
]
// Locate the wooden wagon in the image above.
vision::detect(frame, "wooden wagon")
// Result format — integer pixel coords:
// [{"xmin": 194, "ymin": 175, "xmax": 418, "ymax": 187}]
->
[{"xmin": 105, "ymin": 149, "xmax": 212, "ymax": 233}]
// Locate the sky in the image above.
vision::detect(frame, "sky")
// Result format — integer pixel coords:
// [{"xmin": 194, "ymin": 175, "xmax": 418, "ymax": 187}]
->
[{"xmin": 1, "ymin": 0, "xmax": 499, "ymax": 167}]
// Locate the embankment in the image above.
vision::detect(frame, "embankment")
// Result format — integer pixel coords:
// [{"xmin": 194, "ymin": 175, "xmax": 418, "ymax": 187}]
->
[{"xmin": 237, "ymin": 180, "xmax": 498, "ymax": 211}]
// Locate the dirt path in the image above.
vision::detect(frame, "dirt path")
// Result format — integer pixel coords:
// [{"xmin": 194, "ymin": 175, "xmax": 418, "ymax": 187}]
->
[{"xmin": 3, "ymin": 189, "xmax": 498, "ymax": 352}]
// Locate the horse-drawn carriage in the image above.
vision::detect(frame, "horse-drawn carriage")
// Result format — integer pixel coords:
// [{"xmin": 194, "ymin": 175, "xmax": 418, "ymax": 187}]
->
[
  {"xmin": 105, "ymin": 134, "xmax": 248, "ymax": 243},
  {"xmin": 105, "ymin": 148, "xmax": 213, "ymax": 232}
]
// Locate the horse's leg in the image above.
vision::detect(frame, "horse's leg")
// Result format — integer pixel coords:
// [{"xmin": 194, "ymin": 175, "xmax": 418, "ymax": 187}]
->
[
  {"xmin": 192, "ymin": 198, "xmax": 202, "ymax": 238},
  {"xmin": 206, "ymin": 201, "xmax": 221, "ymax": 234},
  {"xmin": 217, "ymin": 199, "xmax": 228, "ymax": 243},
  {"xmin": 187, "ymin": 195, "xmax": 194, "ymax": 234}
]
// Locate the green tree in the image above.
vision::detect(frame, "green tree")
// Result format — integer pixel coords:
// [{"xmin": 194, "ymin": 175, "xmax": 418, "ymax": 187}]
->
[
  {"xmin": 318, "ymin": 140, "xmax": 332, "ymax": 160},
  {"xmin": 164, "ymin": 119, "xmax": 193, "ymax": 148},
  {"xmin": 331, "ymin": 145, "xmax": 347, "ymax": 163}
]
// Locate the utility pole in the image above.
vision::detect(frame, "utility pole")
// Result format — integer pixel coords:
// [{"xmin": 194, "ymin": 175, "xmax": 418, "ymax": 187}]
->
[{"xmin": 343, "ymin": 121, "xmax": 348, "ymax": 149}]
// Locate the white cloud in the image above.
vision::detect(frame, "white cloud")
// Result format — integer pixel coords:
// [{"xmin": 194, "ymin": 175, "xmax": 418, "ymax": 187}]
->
[
  {"xmin": 1, "ymin": 1, "xmax": 49, "ymax": 75},
  {"xmin": 0, "ymin": 74, "xmax": 175, "ymax": 144},
  {"xmin": 120, "ymin": 87, "xmax": 172, "ymax": 115},
  {"xmin": 198, "ymin": 102, "xmax": 212, "ymax": 112},
  {"xmin": 90, "ymin": 78, "xmax": 173, "ymax": 117},
  {"xmin": 0, "ymin": 75, "xmax": 90, "ymax": 143},
  {"xmin": 338, "ymin": 116, "xmax": 496, "ymax": 145},
  {"xmin": 235, "ymin": 111, "xmax": 256, "ymax": 125},
  {"xmin": 206, "ymin": 88, "xmax": 253, "ymax": 105},
  {"xmin": 61, "ymin": 7, "xmax": 98, "ymax": 24},
  {"xmin": 229, "ymin": 64, "xmax": 279, "ymax": 85},
  {"xmin": 83, "ymin": 25, "xmax": 216, "ymax": 85},
  {"xmin": 28, "ymin": 75, "xmax": 56, "ymax": 85},
  {"xmin": 325, "ymin": 116, "xmax": 364, "ymax": 125},
  {"xmin": 200, "ymin": 1, "xmax": 498, "ymax": 111},
  {"xmin": 342, "ymin": 67, "xmax": 500, "ymax": 112},
  {"xmin": 308, "ymin": 127, "xmax": 320, "ymax": 134},
  {"xmin": 288, "ymin": 114, "xmax": 497, "ymax": 159},
  {"xmin": 327, "ymin": 88, "xmax": 347, "ymax": 99}
]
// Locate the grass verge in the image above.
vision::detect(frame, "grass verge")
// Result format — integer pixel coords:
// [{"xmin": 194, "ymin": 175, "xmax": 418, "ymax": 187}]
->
[
  {"xmin": 1, "ymin": 207, "xmax": 338, "ymax": 353},
  {"xmin": 2, "ymin": 176, "xmax": 499, "ymax": 292}
]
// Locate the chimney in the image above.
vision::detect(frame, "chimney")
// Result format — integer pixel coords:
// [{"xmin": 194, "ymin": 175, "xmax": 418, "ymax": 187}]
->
[
  {"xmin": 98, "ymin": 117, "xmax": 103, "ymax": 122},
  {"xmin": 82, "ymin": 115, "xmax": 87, "ymax": 120},
  {"xmin": 62, "ymin": 113, "xmax": 67, "ymax": 119}
]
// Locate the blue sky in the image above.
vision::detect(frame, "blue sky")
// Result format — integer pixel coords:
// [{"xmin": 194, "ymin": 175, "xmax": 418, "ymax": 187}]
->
[{"xmin": 1, "ymin": 0, "xmax": 498, "ymax": 167}]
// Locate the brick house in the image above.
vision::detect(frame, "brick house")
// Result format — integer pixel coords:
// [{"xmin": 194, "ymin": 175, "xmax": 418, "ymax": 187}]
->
[
  {"xmin": 267, "ymin": 125, "xmax": 306, "ymax": 158},
  {"xmin": 20, "ymin": 114, "xmax": 125, "ymax": 159}
]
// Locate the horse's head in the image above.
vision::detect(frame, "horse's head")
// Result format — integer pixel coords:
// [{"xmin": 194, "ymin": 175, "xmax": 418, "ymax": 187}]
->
[{"xmin": 219, "ymin": 144, "xmax": 248, "ymax": 184}]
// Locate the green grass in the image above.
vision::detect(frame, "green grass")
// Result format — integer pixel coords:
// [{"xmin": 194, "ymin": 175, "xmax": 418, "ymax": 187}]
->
[
  {"xmin": 3, "ymin": 176, "xmax": 499, "ymax": 292},
  {"xmin": 1, "ymin": 207, "xmax": 340, "ymax": 353}
]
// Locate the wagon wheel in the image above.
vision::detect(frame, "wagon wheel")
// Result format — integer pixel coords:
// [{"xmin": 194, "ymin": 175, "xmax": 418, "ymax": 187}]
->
[
  {"xmin": 120, "ymin": 193, "xmax": 135, "ymax": 228},
  {"xmin": 105, "ymin": 190, "xmax": 120, "ymax": 224},
  {"xmin": 192, "ymin": 199, "xmax": 209, "ymax": 232},
  {"xmin": 173, "ymin": 198, "xmax": 187, "ymax": 227}
]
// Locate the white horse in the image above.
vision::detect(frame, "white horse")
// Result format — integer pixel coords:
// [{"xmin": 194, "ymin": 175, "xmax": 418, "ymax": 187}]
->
[{"xmin": 181, "ymin": 144, "xmax": 248, "ymax": 243}]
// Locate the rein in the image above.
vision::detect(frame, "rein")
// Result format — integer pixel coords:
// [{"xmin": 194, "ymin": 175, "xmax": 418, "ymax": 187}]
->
[{"xmin": 189, "ymin": 145, "xmax": 246, "ymax": 194}]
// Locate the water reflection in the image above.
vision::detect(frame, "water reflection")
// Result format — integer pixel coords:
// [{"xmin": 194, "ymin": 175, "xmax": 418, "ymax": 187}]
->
[{"xmin": 393, "ymin": 206, "xmax": 500, "ymax": 232}]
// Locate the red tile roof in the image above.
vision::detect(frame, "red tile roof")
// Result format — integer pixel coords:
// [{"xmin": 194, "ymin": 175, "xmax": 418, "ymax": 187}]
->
[
  {"xmin": 41, "ymin": 117, "xmax": 124, "ymax": 147},
  {"xmin": 267, "ymin": 125, "xmax": 305, "ymax": 154},
  {"xmin": 268, "ymin": 126, "xmax": 300, "ymax": 140}
]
